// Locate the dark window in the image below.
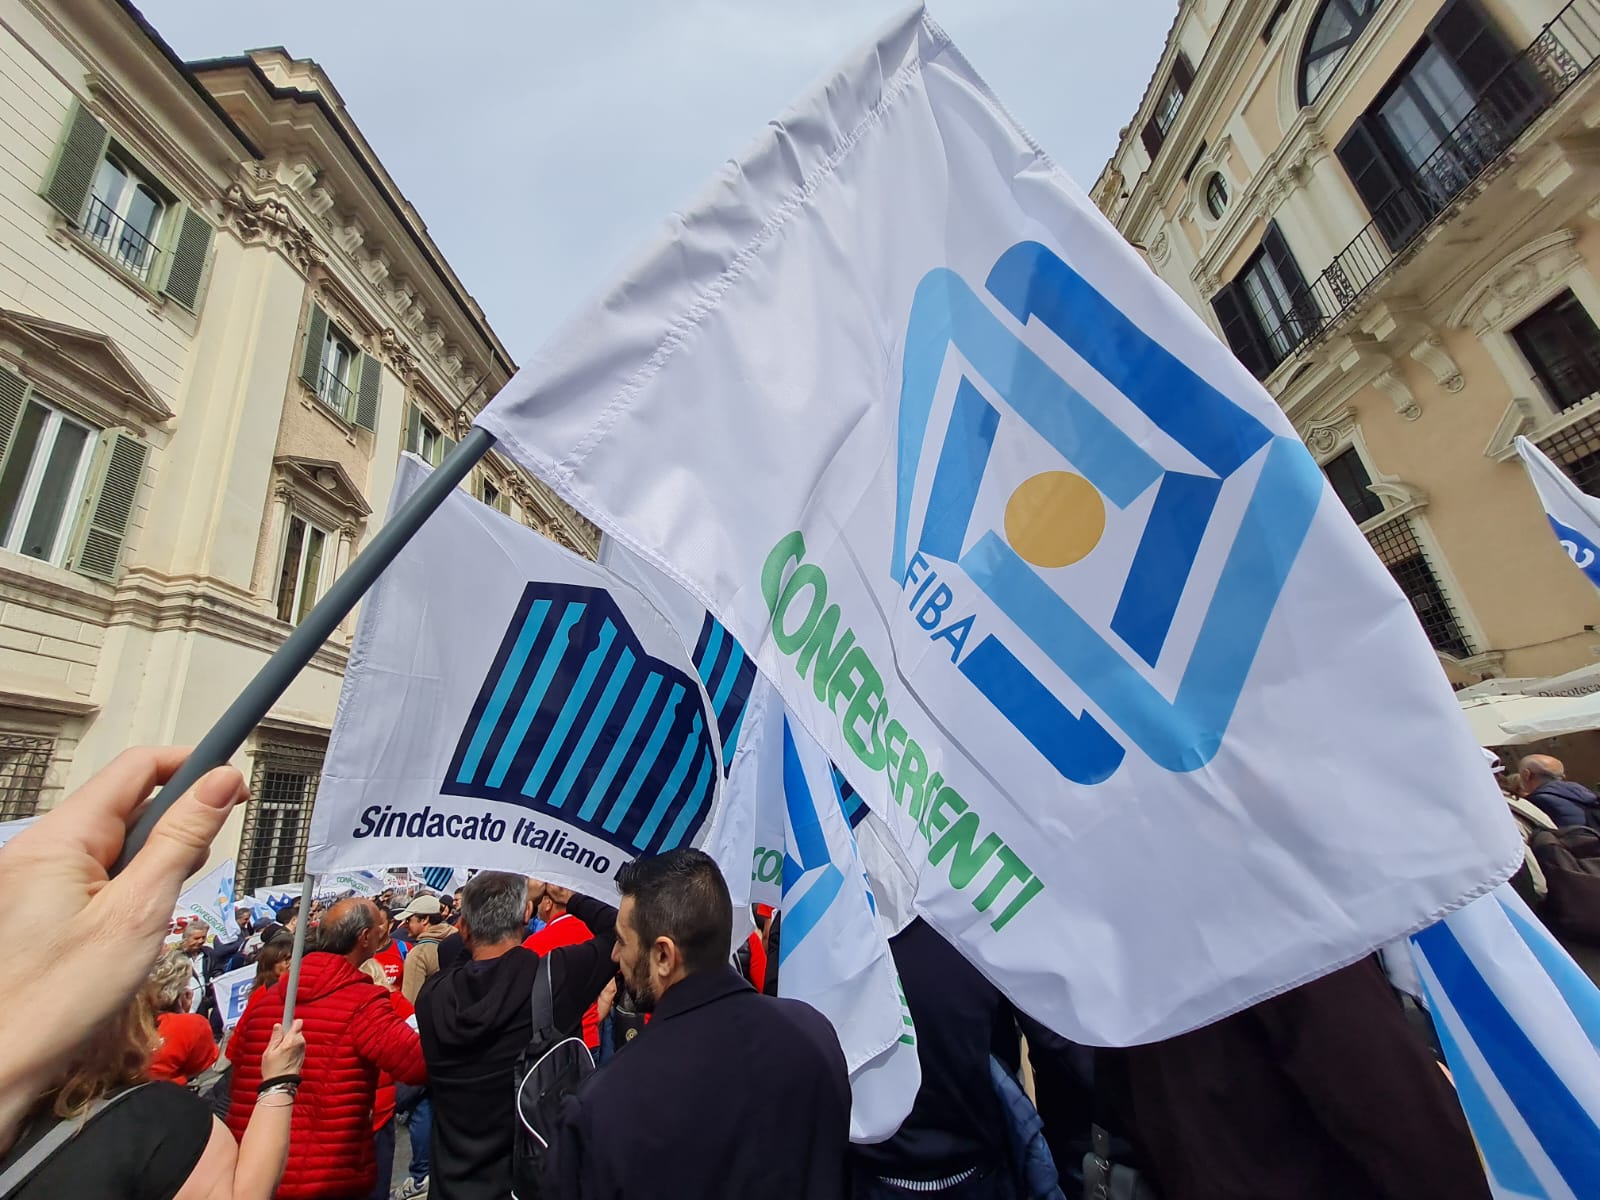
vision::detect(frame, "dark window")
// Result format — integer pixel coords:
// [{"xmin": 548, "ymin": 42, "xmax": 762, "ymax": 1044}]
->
[
  {"xmin": 1323, "ymin": 447, "xmax": 1385, "ymax": 524},
  {"xmin": 237, "ymin": 744, "xmax": 323, "ymax": 892},
  {"xmin": 1513, "ymin": 291, "xmax": 1600, "ymax": 412},
  {"xmin": 1183, "ymin": 141, "xmax": 1208, "ymax": 183},
  {"xmin": 1204, "ymin": 172, "xmax": 1229, "ymax": 218},
  {"xmin": 1538, "ymin": 414, "xmax": 1600, "ymax": 499},
  {"xmin": 1301, "ymin": 0, "xmax": 1385, "ymax": 105},
  {"xmin": 1336, "ymin": 0, "xmax": 1539, "ymax": 250},
  {"xmin": 1263, "ymin": 0, "xmax": 1293, "ymax": 43},
  {"xmin": 1140, "ymin": 52, "xmax": 1195, "ymax": 160},
  {"xmin": 1211, "ymin": 223, "xmax": 1316, "ymax": 378},
  {"xmin": 1365, "ymin": 518, "xmax": 1471, "ymax": 658},
  {"xmin": 0, "ymin": 732, "xmax": 52, "ymax": 820}
]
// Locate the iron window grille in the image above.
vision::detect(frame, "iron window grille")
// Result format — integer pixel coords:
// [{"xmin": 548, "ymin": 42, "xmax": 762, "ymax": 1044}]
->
[
  {"xmin": 0, "ymin": 733, "xmax": 52, "ymax": 820},
  {"xmin": 1538, "ymin": 410, "xmax": 1600, "ymax": 498},
  {"xmin": 237, "ymin": 743, "xmax": 324, "ymax": 893},
  {"xmin": 1364, "ymin": 517, "xmax": 1472, "ymax": 658}
]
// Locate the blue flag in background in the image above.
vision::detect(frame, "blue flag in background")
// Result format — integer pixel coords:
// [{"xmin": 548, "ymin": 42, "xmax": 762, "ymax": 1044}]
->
[{"xmin": 1516, "ymin": 436, "xmax": 1600, "ymax": 589}]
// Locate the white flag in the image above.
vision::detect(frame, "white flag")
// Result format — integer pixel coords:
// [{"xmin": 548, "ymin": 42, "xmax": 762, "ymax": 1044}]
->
[
  {"xmin": 1515, "ymin": 436, "xmax": 1600, "ymax": 589},
  {"xmin": 178, "ymin": 858, "xmax": 239, "ymax": 939},
  {"xmin": 308, "ymin": 456, "xmax": 730, "ymax": 900},
  {"xmin": 211, "ymin": 963, "xmax": 257, "ymax": 1030},
  {"xmin": 475, "ymin": 7, "xmax": 1516, "ymax": 1042},
  {"xmin": 776, "ymin": 713, "xmax": 919, "ymax": 1142}
]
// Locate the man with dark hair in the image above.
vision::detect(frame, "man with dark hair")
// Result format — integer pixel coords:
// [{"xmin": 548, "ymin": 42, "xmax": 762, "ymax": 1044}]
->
[
  {"xmin": 414, "ymin": 871, "xmax": 617, "ymax": 1200},
  {"xmin": 548, "ymin": 849, "xmax": 850, "ymax": 1199},
  {"xmin": 227, "ymin": 897, "xmax": 426, "ymax": 1199}
]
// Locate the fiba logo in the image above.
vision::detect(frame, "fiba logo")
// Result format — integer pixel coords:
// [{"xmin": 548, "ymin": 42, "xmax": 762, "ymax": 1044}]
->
[{"xmin": 892, "ymin": 242, "xmax": 1325, "ymax": 785}]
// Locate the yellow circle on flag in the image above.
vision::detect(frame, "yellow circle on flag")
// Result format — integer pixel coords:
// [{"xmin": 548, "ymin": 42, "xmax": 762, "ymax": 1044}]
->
[{"xmin": 1003, "ymin": 471, "xmax": 1106, "ymax": 568}]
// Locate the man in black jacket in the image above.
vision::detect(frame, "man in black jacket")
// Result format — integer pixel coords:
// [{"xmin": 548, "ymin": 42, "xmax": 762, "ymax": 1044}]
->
[
  {"xmin": 548, "ymin": 848, "xmax": 850, "ymax": 1199},
  {"xmin": 415, "ymin": 870, "xmax": 617, "ymax": 1200}
]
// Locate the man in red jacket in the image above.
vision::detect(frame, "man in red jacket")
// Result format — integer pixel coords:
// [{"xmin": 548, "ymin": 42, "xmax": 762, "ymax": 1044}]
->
[
  {"xmin": 227, "ymin": 897, "xmax": 427, "ymax": 1200},
  {"xmin": 522, "ymin": 880, "xmax": 600, "ymax": 1048}
]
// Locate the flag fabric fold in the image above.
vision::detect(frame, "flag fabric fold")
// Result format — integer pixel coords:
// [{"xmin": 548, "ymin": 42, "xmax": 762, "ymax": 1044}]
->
[
  {"xmin": 475, "ymin": 4, "xmax": 1515, "ymax": 1042},
  {"xmin": 178, "ymin": 858, "xmax": 239, "ymax": 939},
  {"xmin": 1514, "ymin": 436, "xmax": 1600, "ymax": 589},
  {"xmin": 1410, "ymin": 885, "xmax": 1600, "ymax": 1200}
]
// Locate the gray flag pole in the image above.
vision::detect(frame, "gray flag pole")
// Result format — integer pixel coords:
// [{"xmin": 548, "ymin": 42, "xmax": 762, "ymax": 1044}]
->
[
  {"xmin": 113, "ymin": 430, "xmax": 495, "ymax": 875},
  {"xmin": 279, "ymin": 874, "xmax": 317, "ymax": 1027}
]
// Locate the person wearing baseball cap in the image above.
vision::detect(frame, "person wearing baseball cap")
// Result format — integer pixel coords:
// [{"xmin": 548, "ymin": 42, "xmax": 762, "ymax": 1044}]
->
[{"xmin": 398, "ymin": 896, "xmax": 451, "ymax": 1004}]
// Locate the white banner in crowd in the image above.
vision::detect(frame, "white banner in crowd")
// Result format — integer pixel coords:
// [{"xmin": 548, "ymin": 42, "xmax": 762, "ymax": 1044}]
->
[
  {"xmin": 476, "ymin": 6, "xmax": 1518, "ymax": 1042},
  {"xmin": 307, "ymin": 456, "xmax": 729, "ymax": 900},
  {"xmin": 1515, "ymin": 436, "xmax": 1600, "ymax": 590},
  {"xmin": 773, "ymin": 713, "xmax": 918, "ymax": 1142},
  {"xmin": 178, "ymin": 858, "xmax": 239, "ymax": 940},
  {"xmin": 0, "ymin": 817, "xmax": 36, "ymax": 849},
  {"xmin": 211, "ymin": 963, "xmax": 257, "ymax": 1031},
  {"xmin": 319, "ymin": 869, "xmax": 387, "ymax": 899}
]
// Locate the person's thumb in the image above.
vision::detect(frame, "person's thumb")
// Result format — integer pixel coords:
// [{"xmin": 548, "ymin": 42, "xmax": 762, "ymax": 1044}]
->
[{"xmin": 98, "ymin": 765, "xmax": 246, "ymax": 924}]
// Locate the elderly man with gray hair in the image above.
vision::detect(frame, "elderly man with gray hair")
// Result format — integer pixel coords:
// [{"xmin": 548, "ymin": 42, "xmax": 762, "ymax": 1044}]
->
[
  {"xmin": 1518, "ymin": 754, "xmax": 1600, "ymax": 829},
  {"xmin": 414, "ymin": 871, "xmax": 617, "ymax": 1200}
]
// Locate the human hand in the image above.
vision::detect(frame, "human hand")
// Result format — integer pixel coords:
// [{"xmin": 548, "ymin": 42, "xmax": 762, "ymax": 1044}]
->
[
  {"xmin": 546, "ymin": 885, "xmax": 574, "ymax": 907},
  {"xmin": 261, "ymin": 1021, "xmax": 306, "ymax": 1079},
  {"xmin": 0, "ymin": 748, "xmax": 246, "ymax": 1122},
  {"xmin": 596, "ymin": 977, "xmax": 618, "ymax": 1023}
]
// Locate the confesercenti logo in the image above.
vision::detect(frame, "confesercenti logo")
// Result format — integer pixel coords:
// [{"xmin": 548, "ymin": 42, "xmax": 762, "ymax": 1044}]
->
[
  {"xmin": 890, "ymin": 241, "xmax": 1323, "ymax": 784},
  {"xmin": 444, "ymin": 582, "xmax": 718, "ymax": 857}
]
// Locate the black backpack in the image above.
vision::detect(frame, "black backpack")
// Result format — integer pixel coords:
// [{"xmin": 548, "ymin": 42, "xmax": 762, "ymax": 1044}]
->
[
  {"xmin": 511, "ymin": 958, "xmax": 595, "ymax": 1200},
  {"xmin": 1529, "ymin": 826, "xmax": 1600, "ymax": 943}
]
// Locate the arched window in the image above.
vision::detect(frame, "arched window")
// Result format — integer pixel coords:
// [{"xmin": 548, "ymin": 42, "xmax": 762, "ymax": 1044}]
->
[
  {"xmin": 1300, "ymin": 0, "xmax": 1385, "ymax": 106},
  {"xmin": 1204, "ymin": 173, "xmax": 1229, "ymax": 218}
]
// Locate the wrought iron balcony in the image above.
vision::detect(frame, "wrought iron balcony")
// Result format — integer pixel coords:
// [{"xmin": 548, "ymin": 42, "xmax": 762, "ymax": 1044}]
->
[
  {"xmin": 316, "ymin": 365, "xmax": 355, "ymax": 420},
  {"xmin": 83, "ymin": 196, "xmax": 159, "ymax": 281},
  {"xmin": 1264, "ymin": 0, "xmax": 1600, "ymax": 370}
]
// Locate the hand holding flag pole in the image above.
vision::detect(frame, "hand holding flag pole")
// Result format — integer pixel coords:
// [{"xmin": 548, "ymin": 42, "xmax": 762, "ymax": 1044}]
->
[{"xmin": 110, "ymin": 431, "xmax": 495, "ymax": 875}]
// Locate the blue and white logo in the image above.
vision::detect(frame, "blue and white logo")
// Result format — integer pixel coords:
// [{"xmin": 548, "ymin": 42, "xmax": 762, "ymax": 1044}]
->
[
  {"xmin": 691, "ymin": 614, "xmax": 757, "ymax": 772},
  {"xmin": 445, "ymin": 582, "xmax": 720, "ymax": 857},
  {"xmin": 893, "ymin": 242, "xmax": 1324, "ymax": 784}
]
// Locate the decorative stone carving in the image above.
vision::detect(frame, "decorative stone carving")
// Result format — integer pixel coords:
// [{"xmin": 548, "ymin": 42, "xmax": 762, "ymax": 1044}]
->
[
  {"xmin": 1148, "ymin": 231, "xmax": 1170, "ymax": 266},
  {"xmin": 1285, "ymin": 131, "xmax": 1328, "ymax": 187},
  {"xmin": 1446, "ymin": 230, "xmax": 1582, "ymax": 333},
  {"xmin": 1409, "ymin": 334, "xmax": 1464, "ymax": 393},
  {"xmin": 1300, "ymin": 409, "xmax": 1357, "ymax": 457},
  {"xmin": 221, "ymin": 184, "xmax": 325, "ymax": 275},
  {"xmin": 378, "ymin": 328, "xmax": 417, "ymax": 377},
  {"xmin": 334, "ymin": 214, "xmax": 365, "ymax": 255},
  {"xmin": 1373, "ymin": 369, "xmax": 1421, "ymax": 421},
  {"xmin": 305, "ymin": 186, "xmax": 336, "ymax": 219},
  {"xmin": 361, "ymin": 250, "xmax": 391, "ymax": 289}
]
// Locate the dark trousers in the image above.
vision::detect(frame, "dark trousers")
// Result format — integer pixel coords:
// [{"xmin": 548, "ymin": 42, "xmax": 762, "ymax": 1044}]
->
[
  {"xmin": 370, "ymin": 1118, "xmax": 395, "ymax": 1200},
  {"xmin": 408, "ymin": 1095, "xmax": 432, "ymax": 1179}
]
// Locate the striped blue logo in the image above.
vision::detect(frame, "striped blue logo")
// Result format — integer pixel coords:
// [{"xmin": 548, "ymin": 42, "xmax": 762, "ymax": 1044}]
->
[
  {"xmin": 445, "ymin": 583, "xmax": 719, "ymax": 857},
  {"xmin": 894, "ymin": 242, "xmax": 1325, "ymax": 785},
  {"xmin": 691, "ymin": 614, "xmax": 757, "ymax": 772}
]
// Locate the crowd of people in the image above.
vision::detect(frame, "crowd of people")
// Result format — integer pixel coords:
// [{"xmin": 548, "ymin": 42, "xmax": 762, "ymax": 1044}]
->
[{"xmin": 0, "ymin": 744, "xmax": 1595, "ymax": 1199}]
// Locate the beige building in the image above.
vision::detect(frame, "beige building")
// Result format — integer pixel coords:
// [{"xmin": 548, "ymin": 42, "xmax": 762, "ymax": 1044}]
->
[
  {"xmin": 0, "ymin": 0, "xmax": 594, "ymax": 888},
  {"xmin": 1094, "ymin": 0, "xmax": 1600, "ymax": 697}
]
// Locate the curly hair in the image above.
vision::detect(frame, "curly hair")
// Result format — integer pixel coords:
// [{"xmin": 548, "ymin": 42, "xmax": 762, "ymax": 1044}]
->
[{"xmin": 145, "ymin": 949, "xmax": 194, "ymax": 1014}]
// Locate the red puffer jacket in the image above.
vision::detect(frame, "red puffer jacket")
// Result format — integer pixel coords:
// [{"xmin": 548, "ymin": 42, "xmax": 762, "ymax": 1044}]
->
[{"xmin": 226, "ymin": 951, "xmax": 426, "ymax": 1199}]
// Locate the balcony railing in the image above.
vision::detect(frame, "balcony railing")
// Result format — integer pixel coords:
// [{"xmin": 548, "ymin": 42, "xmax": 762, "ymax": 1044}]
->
[
  {"xmin": 316, "ymin": 366, "xmax": 355, "ymax": 420},
  {"xmin": 83, "ymin": 196, "xmax": 160, "ymax": 281},
  {"xmin": 1263, "ymin": 0, "xmax": 1600, "ymax": 366}
]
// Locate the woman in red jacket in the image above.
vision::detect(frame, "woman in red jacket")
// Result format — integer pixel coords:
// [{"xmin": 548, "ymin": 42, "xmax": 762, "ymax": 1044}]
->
[{"xmin": 145, "ymin": 950, "xmax": 219, "ymax": 1086}]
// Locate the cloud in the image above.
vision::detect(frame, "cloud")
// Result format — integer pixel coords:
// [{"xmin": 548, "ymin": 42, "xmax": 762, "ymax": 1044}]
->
[{"xmin": 138, "ymin": 0, "xmax": 1174, "ymax": 358}]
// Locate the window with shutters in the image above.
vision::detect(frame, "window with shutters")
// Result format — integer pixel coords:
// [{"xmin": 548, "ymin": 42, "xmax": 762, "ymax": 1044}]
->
[
  {"xmin": 1140, "ymin": 53, "xmax": 1194, "ymax": 161},
  {"xmin": 40, "ymin": 102, "xmax": 214, "ymax": 310},
  {"xmin": 238, "ymin": 743, "xmax": 323, "ymax": 892},
  {"xmin": 404, "ymin": 403, "xmax": 452, "ymax": 468},
  {"xmin": 0, "ymin": 397, "xmax": 98, "ymax": 568},
  {"xmin": 1299, "ymin": 0, "xmax": 1386, "ymax": 105},
  {"xmin": 1334, "ymin": 0, "xmax": 1541, "ymax": 251},
  {"xmin": 1323, "ymin": 447, "xmax": 1386, "ymax": 524},
  {"xmin": 1513, "ymin": 292, "xmax": 1600, "ymax": 413},
  {"xmin": 274, "ymin": 513, "xmax": 330, "ymax": 625},
  {"xmin": 297, "ymin": 303, "xmax": 380, "ymax": 431},
  {"xmin": 1210, "ymin": 223, "xmax": 1317, "ymax": 378}
]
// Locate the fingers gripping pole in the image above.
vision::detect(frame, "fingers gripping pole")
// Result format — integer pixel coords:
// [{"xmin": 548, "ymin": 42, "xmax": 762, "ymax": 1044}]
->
[
  {"xmin": 281, "ymin": 875, "xmax": 316, "ymax": 1027},
  {"xmin": 112, "ymin": 431, "xmax": 496, "ymax": 874}
]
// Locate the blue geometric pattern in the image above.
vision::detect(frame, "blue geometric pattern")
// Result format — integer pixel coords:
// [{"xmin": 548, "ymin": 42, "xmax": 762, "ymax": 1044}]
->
[
  {"xmin": 691, "ymin": 614, "xmax": 757, "ymax": 773},
  {"xmin": 444, "ymin": 582, "xmax": 718, "ymax": 856},
  {"xmin": 894, "ymin": 242, "xmax": 1325, "ymax": 785}
]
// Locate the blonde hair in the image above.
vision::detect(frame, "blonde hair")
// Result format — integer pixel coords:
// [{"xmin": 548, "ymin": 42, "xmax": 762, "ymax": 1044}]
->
[
  {"xmin": 45, "ymin": 993, "xmax": 157, "ymax": 1119},
  {"xmin": 146, "ymin": 950, "xmax": 193, "ymax": 1014}
]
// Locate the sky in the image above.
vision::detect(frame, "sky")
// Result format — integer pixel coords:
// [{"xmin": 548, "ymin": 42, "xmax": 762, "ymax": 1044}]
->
[{"xmin": 137, "ymin": 1, "xmax": 1176, "ymax": 360}]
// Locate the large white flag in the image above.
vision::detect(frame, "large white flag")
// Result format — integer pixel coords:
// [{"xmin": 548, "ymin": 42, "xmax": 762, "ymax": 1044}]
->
[
  {"xmin": 776, "ymin": 711, "xmax": 919, "ymax": 1142},
  {"xmin": 1515, "ymin": 435, "xmax": 1600, "ymax": 590},
  {"xmin": 476, "ymin": 7, "xmax": 1516, "ymax": 1042},
  {"xmin": 308, "ymin": 456, "xmax": 730, "ymax": 899},
  {"xmin": 178, "ymin": 858, "xmax": 239, "ymax": 939}
]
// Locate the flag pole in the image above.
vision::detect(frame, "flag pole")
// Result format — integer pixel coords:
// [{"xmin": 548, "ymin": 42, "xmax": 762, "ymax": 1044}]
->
[
  {"xmin": 280, "ymin": 874, "xmax": 316, "ymax": 1027},
  {"xmin": 113, "ymin": 431, "xmax": 495, "ymax": 874}
]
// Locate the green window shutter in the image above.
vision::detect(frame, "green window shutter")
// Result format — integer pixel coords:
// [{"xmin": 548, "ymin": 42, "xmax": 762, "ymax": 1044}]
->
[
  {"xmin": 404, "ymin": 402, "xmax": 421, "ymax": 454},
  {"xmin": 42, "ymin": 101, "xmax": 108, "ymax": 222},
  {"xmin": 0, "ymin": 366, "xmax": 29, "ymax": 479},
  {"xmin": 353, "ymin": 353, "xmax": 381, "ymax": 431},
  {"xmin": 438, "ymin": 433, "xmax": 456, "ymax": 468},
  {"xmin": 298, "ymin": 303, "xmax": 328, "ymax": 392},
  {"xmin": 72, "ymin": 432, "xmax": 148, "ymax": 581},
  {"xmin": 159, "ymin": 206, "xmax": 214, "ymax": 311}
]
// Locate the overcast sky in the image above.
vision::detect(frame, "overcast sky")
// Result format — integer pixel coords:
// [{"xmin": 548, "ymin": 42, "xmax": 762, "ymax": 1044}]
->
[{"xmin": 137, "ymin": 1, "xmax": 1175, "ymax": 360}]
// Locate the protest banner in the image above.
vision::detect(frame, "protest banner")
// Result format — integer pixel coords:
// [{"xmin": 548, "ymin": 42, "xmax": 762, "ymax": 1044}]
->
[
  {"xmin": 177, "ymin": 858, "xmax": 239, "ymax": 940},
  {"xmin": 474, "ymin": 5, "xmax": 1518, "ymax": 1042},
  {"xmin": 211, "ymin": 963, "xmax": 257, "ymax": 1030},
  {"xmin": 1516, "ymin": 435, "xmax": 1600, "ymax": 590},
  {"xmin": 306, "ymin": 455, "xmax": 732, "ymax": 899}
]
